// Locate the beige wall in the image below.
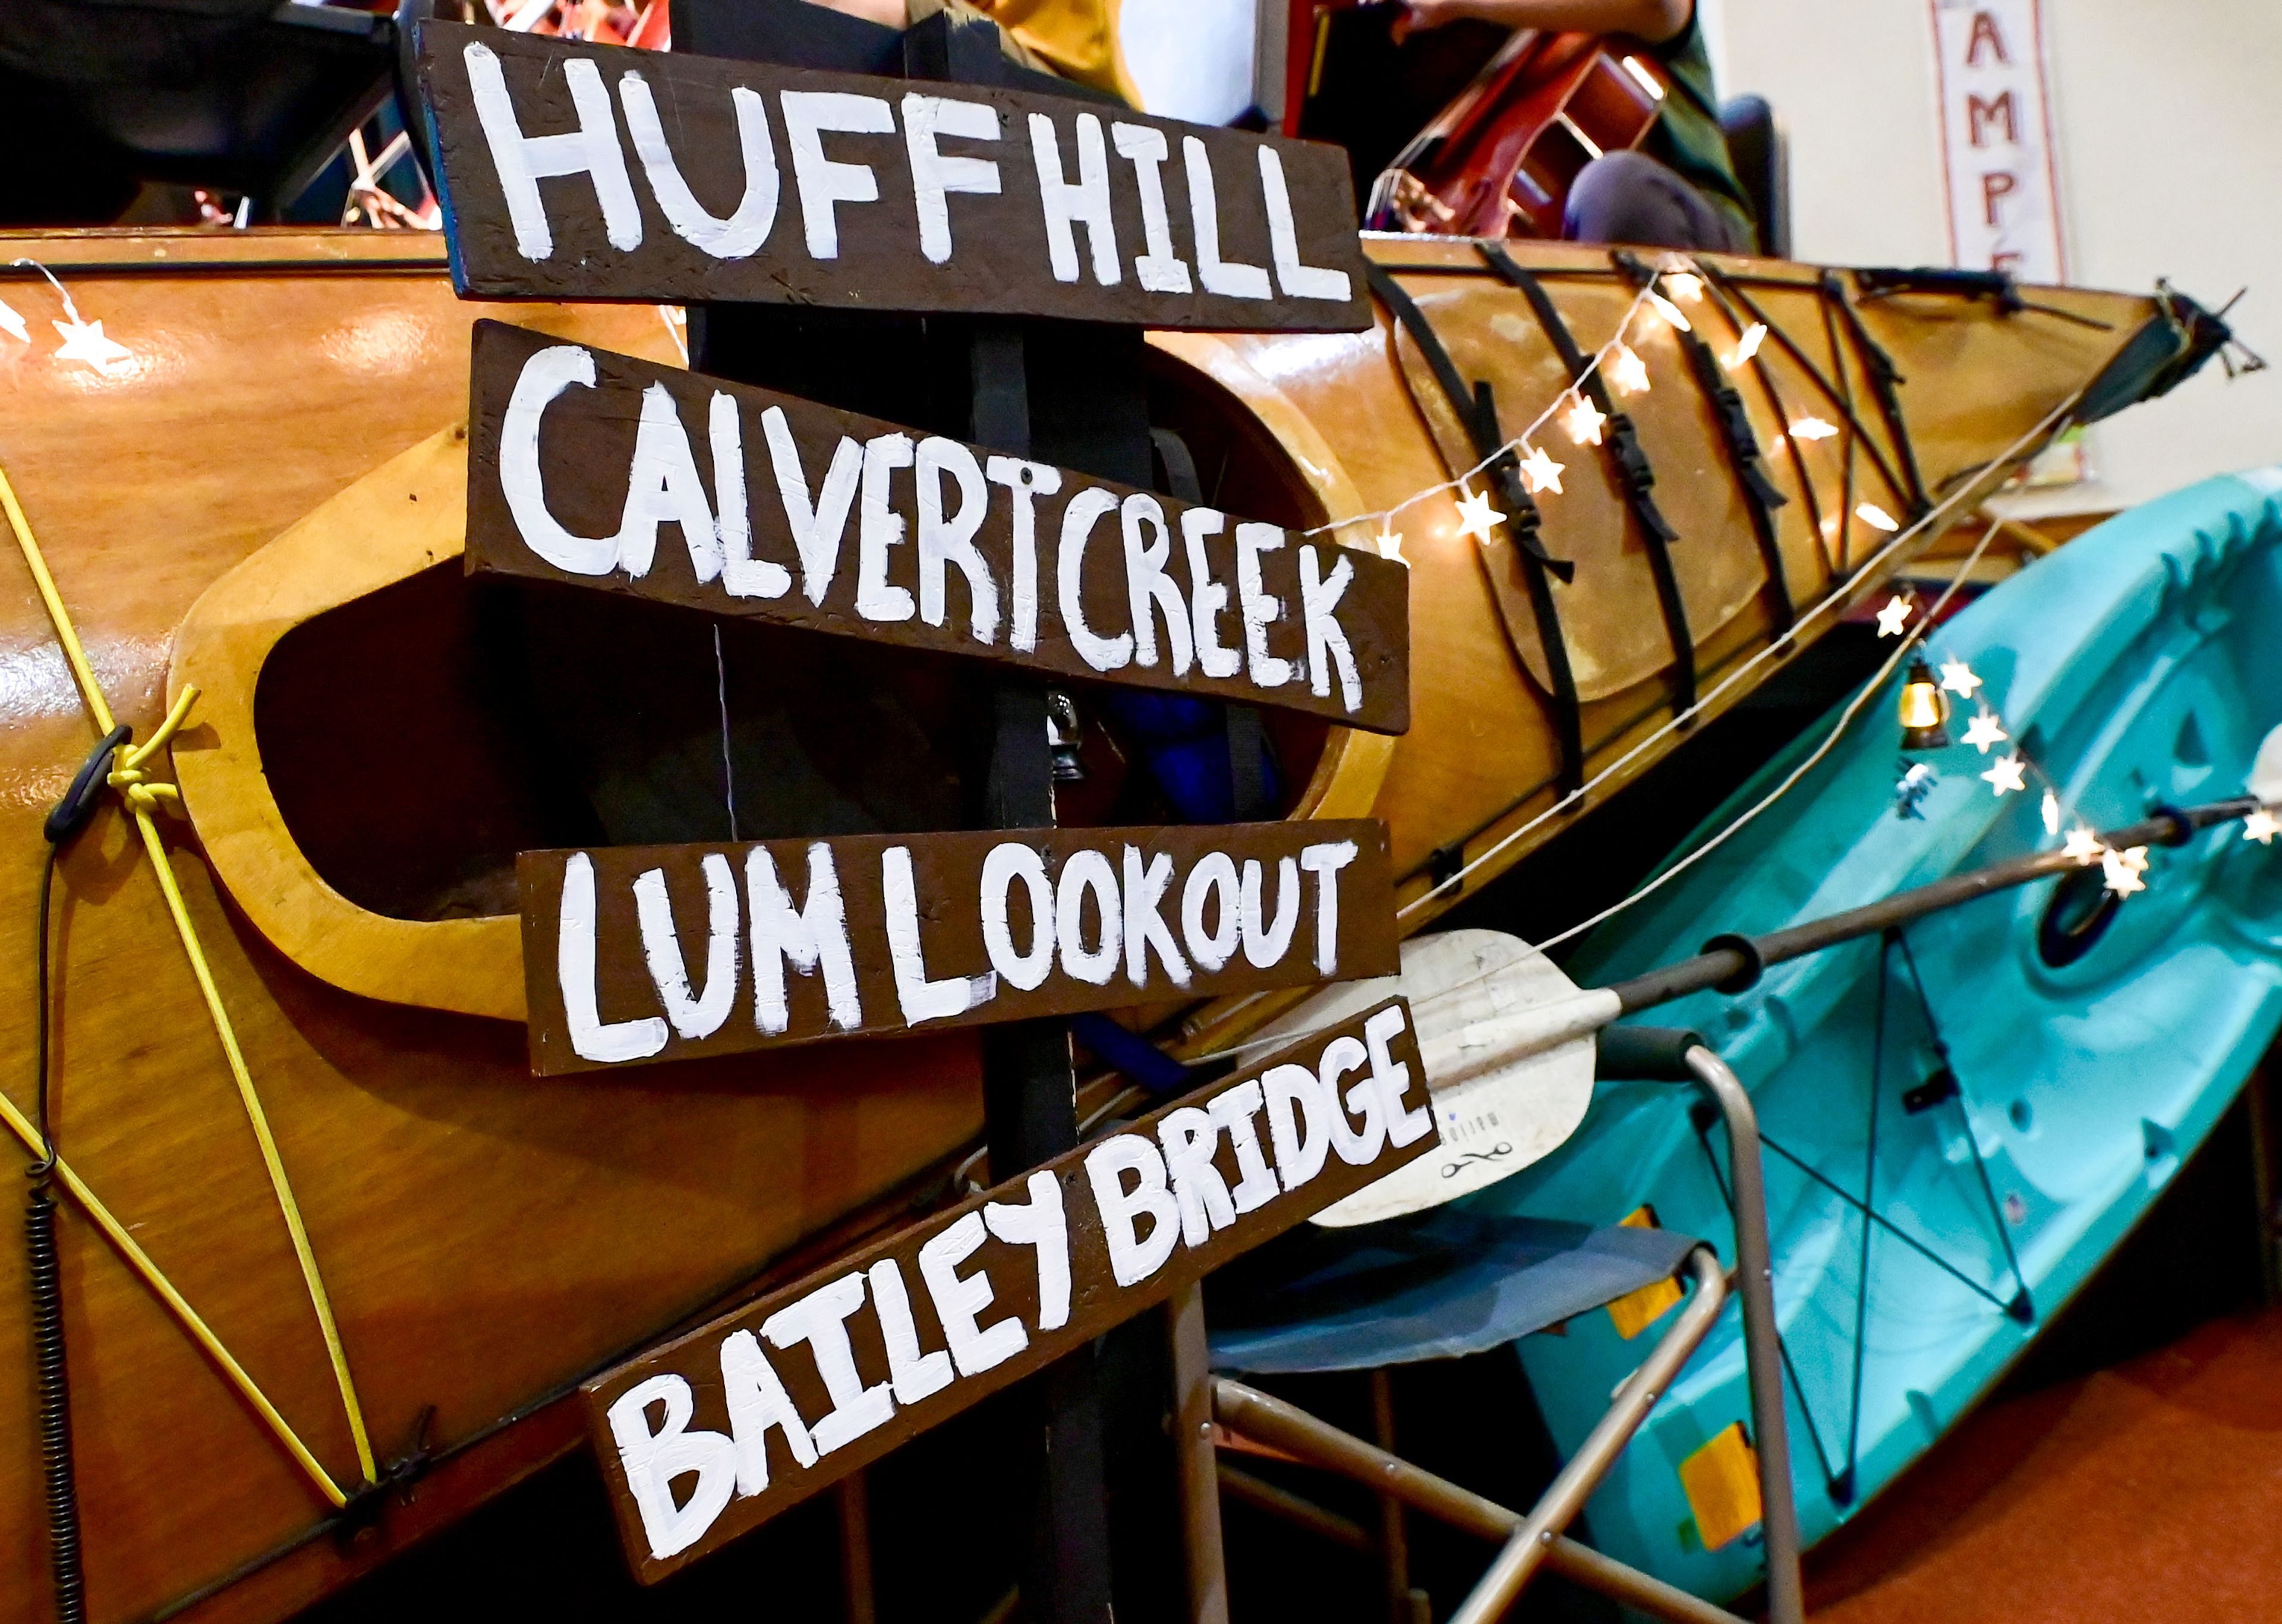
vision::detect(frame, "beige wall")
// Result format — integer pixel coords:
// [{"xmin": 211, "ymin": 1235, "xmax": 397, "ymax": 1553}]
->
[{"xmin": 1703, "ymin": 0, "xmax": 2282, "ymax": 516}]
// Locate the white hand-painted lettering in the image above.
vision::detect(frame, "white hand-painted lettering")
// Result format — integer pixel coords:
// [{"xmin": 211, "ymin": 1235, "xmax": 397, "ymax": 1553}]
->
[
  {"xmin": 719, "ymin": 1329, "xmax": 818, "ymax": 1496},
  {"xmin": 882, "ymin": 846, "xmax": 998, "ymax": 1024},
  {"xmin": 760, "ymin": 1273, "xmax": 895, "ymax": 1455},
  {"xmin": 903, "ymin": 94, "xmax": 1002, "ymax": 264},
  {"xmin": 1111, "ymin": 122, "xmax": 1194, "ymax": 294},
  {"xmin": 1299, "ymin": 543, "xmax": 1362, "ymax": 712},
  {"xmin": 781, "ymin": 90, "xmax": 895, "ymax": 260},
  {"xmin": 746, "ymin": 843, "xmax": 862, "ymax": 1035},
  {"xmin": 620, "ymin": 72, "xmax": 780, "ymax": 259},
  {"xmin": 1029, "ymin": 112, "xmax": 1121, "ymax": 286},
  {"xmin": 1234, "ymin": 522, "xmax": 1295, "ymax": 688},
  {"xmin": 1158, "ymin": 1105, "xmax": 1237, "ymax": 1245},
  {"xmin": 761, "ymin": 406, "xmax": 862, "ymax": 606},
  {"xmin": 1259, "ymin": 146, "xmax": 1353, "ymax": 301},
  {"xmin": 916, "ymin": 436, "xmax": 998, "ymax": 641},
  {"xmin": 634, "ymin": 854, "xmax": 740, "ymax": 1041},
  {"xmin": 464, "ymin": 43, "xmax": 641, "ymax": 261},
  {"xmin": 1121, "ymin": 493, "xmax": 1195, "ymax": 675},
  {"xmin": 979, "ymin": 842, "xmax": 1056, "ymax": 992},
  {"xmin": 1085, "ymin": 1134, "xmax": 1181, "ymax": 1287},
  {"xmin": 983, "ymin": 1171, "xmax": 1071, "ymax": 1331},
  {"xmin": 606, "ymin": 1374, "xmax": 737, "ymax": 1560},
  {"xmin": 1180, "ymin": 851, "xmax": 1241, "ymax": 973},
  {"xmin": 984, "ymin": 456, "xmax": 1061, "ymax": 653},
  {"xmin": 855, "ymin": 432, "xmax": 918, "ymax": 623},
  {"xmin": 1299, "ymin": 840, "xmax": 1359, "ymax": 976},
  {"xmin": 1183, "ymin": 135, "xmax": 1269, "ymax": 299},
  {"xmin": 560, "ymin": 852, "xmax": 669, "ymax": 1064},
  {"xmin": 1057, "ymin": 489, "xmax": 1133, "ymax": 671}
]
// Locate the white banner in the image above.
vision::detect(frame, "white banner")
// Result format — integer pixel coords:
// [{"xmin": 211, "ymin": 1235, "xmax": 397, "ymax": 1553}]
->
[{"xmin": 1930, "ymin": 0, "xmax": 2065, "ymax": 283}]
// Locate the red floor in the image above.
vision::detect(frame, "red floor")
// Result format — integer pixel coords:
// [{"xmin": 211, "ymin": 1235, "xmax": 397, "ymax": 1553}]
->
[{"xmin": 1802, "ymin": 1307, "xmax": 2282, "ymax": 1621}]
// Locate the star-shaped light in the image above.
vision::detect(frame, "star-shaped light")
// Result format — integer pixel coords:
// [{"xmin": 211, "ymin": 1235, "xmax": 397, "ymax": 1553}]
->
[
  {"xmin": 51, "ymin": 316, "xmax": 131, "ymax": 375},
  {"xmin": 2062, "ymin": 827, "xmax": 2104, "ymax": 865},
  {"xmin": 1607, "ymin": 343, "xmax": 1651, "ymax": 395},
  {"xmin": 1452, "ymin": 484, "xmax": 1504, "ymax": 544},
  {"xmin": 1789, "ymin": 417, "xmax": 1839, "ymax": 441},
  {"xmin": 1564, "ymin": 393, "xmax": 1607, "ymax": 446},
  {"xmin": 1857, "ymin": 502, "xmax": 1902, "ymax": 533},
  {"xmin": 2244, "ymin": 808, "xmax": 2280, "ymax": 845},
  {"xmin": 1376, "ymin": 524, "xmax": 1406, "ymax": 566},
  {"xmin": 1664, "ymin": 272, "xmax": 1705, "ymax": 304},
  {"xmin": 1728, "ymin": 322, "xmax": 1767, "ymax": 369},
  {"xmin": 1938, "ymin": 660, "xmax": 1982, "ymax": 699},
  {"xmin": 2041, "ymin": 789, "xmax": 2061, "ymax": 835},
  {"xmin": 1981, "ymin": 753, "xmax": 2026, "ymax": 796},
  {"xmin": 1960, "ymin": 709, "xmax": 2009, "ymax": 753},
  {"xmin": 0, "ymin": 298, "xmax": 24, "ymax": 345},
  {"xmin": 1646, "ymin": 291, "xmax": 1692, "ymax": 332},
  {"xmin": 1518, "ymin": 445, "xmax": 1566, "ymax": 495},
  {"xmin": 1874, "ymin": 596, "xmax": 1914, "ymax": 638},
  {"xmin": 2101, "ymin": 846, "xmax": 2147, "ymax": 897}
]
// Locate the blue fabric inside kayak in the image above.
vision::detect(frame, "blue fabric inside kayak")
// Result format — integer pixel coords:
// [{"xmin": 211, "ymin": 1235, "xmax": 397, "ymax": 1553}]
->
[{"xmin": 1206, "ymin": 1209, "xmax": 1699, "ymax": 1374}]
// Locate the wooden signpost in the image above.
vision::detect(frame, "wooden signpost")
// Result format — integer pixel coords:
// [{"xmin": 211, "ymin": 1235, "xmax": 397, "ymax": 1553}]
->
[
  {"xmin": 415, "ymin": 21, "xmax": 1372, "ymax": 330},
  {"xmin": 522, "ymin": 821, "xmax": 1395, "ymax": 1074},
  {"xmin": 466, "ymin": 319, "xmax": 1410, "ymax": 733},
  {"xmin": 580, "ymin": 996, "xmax": 1436, "ymax": 1582},
  {"xmin": 418, "ymin": 7, "xmax": 1404, "ymax": 1612}
]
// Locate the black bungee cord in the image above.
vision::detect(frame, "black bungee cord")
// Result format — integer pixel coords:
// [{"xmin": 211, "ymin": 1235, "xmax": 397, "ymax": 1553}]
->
[{"xmin": 27, "ymin": 721, "xmax": 130, "ymax": 1624}]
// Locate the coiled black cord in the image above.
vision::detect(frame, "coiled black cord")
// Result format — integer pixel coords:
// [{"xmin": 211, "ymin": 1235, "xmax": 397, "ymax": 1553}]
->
[{"xmin": 27, "ymin": 723, "xmax": 127, "ymax": 1624}]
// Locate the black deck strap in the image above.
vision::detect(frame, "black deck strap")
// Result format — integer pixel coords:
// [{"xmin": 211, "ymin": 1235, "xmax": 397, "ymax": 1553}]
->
[
  {"xmin": 1820, "ymin": 270, "xmax": 1931, "ymax": 518},
  {"xmin": 1704, "ymin": 265, "xmax": 1911, "ymax": 531},
  {"xmin": 1855, "ymin": 265, "xmax": 2025, "ymax": 316},
  {"xmin": 1367, "ymin": 261, "xmax": 1586, "ymax": 791},
  {"xmin": 1697, "ymin": 266, "xmax": 1831, "ymax": 579},
  {"xmin": 1563, "ymin": 249, "xmax": 1703, "ymax": 718},
  {"xmin": 1602, "ymin": 251, "xmax": 1795, "ymax": 632}
]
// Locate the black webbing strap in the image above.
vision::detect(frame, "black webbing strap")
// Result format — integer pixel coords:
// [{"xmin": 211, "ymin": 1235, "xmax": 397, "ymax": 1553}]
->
[
  {"xmin": 1599, "ymin": 253, "xmax": 1795, "ymax": 630},
  {"xmin": 1366, "ymin": 261, "xmax": 1584, "ymax": 791},
  {"xmin": 1488, "ymin": 244, "xmax": 1703, "ymax": 716},
  {"xmin": 1821, "ymin": 270, "xmax": 1931, "ymax": 517}
]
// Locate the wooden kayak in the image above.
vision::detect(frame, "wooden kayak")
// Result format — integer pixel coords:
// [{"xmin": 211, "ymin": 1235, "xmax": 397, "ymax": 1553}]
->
[{"xmin": 0, "ymin": 225, "xmax": 2218, "ymax": 1622}]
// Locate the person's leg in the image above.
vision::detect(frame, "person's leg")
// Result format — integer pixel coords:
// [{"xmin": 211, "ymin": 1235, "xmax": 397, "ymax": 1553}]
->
[{"xmin": 1562, "ymin": 150, "xmax": 1739, "ymax": 251}]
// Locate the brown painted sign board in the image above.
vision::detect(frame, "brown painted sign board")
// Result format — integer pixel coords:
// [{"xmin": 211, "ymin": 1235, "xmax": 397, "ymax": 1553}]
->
[
  {"xmin": 466, "ymin": 319, "xmax": 1411, "ymax": 733},
  {"xmin": 580, "ymin": 994, "xmax": 1435, "ymax": 1580},
  {"xmin": 521, "ymin": 819, "xmax": 1397, "ymax": 1076},
  {"xmin": 416, "ymin": 22, "xmax": 1370, "ymax": 331}
]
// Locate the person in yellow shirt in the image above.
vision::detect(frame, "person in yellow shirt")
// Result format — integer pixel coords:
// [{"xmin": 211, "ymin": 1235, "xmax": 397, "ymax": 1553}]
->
[{"xmin": 804, "ymin": 0, "xmax": 1140, "ymax": 105}]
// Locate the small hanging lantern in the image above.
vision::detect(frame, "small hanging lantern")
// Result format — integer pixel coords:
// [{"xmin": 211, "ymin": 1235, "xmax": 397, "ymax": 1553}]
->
[{"xmin": 1898, "ymin": 658, "xmax": 1950, "ymax": 750}]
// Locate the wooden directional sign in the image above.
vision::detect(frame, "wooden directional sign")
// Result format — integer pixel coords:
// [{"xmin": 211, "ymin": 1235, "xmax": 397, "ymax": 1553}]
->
[
  {"xmin": 415, "ymin": 21, "xmax": 1370, "ymax": 331},
  {"xmin": 581, "ymin": 995, "xmax": 1435, "ymax": 1579},
  {"xmin": 522, "ymin": 820, "xmax": 1397, "ymax": 1076},
  {"xmin": 467, "ymin": 320, "xmax": 1411, "ymax": 733}
]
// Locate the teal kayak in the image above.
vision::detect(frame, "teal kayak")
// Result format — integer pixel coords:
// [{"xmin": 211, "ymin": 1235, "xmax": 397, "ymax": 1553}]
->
[{"xmin": 1487, "ymin": 468, "xmax": 2282, "ymax": 1600}]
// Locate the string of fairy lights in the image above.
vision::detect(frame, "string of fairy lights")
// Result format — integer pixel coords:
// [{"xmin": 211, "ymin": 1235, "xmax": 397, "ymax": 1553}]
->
[
  {"xmin": 8, "ymin": 247, "xmax": 2261, "ymax": 937},
  {"xmin": 1306, "ymin": 253, "xmax": 1881, "ymax": 567},
  {"xmin": 1, "ymin": 261, "xmax": 137, "ymax": 377}
]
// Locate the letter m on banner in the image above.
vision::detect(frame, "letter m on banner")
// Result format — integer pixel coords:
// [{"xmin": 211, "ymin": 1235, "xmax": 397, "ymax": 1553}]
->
[{"xmin": 1929, "ymin": 0, "xmax": 2065, "ymax": 283}]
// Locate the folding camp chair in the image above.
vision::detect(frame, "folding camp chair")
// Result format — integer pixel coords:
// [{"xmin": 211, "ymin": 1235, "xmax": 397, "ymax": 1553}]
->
[{"xmin": 1166, "ymin": 1027, "xmax": 1804, "ymax": 1624}]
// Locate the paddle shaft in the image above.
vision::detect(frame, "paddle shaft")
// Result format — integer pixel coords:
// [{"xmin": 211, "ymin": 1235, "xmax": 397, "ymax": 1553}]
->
[{"xmin": 1603, "ymin": 797, "xmax": 2259, "ymax": 1016}]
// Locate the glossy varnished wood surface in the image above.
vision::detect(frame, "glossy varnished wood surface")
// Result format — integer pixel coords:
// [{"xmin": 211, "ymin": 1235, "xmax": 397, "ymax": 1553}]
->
[
  {"xmin": 0, "ymin": 230, "xmax": 986, "ymax": 1624},
  {"xmin": 0, "ymin": 228, "xmax": 2168, "ymax": 1622}
]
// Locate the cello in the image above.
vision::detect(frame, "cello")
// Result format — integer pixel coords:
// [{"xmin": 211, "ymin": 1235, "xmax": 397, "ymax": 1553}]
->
[{"xmin": 1359, "ymin": 24, "xmax": 1678, "ymax": 238}]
